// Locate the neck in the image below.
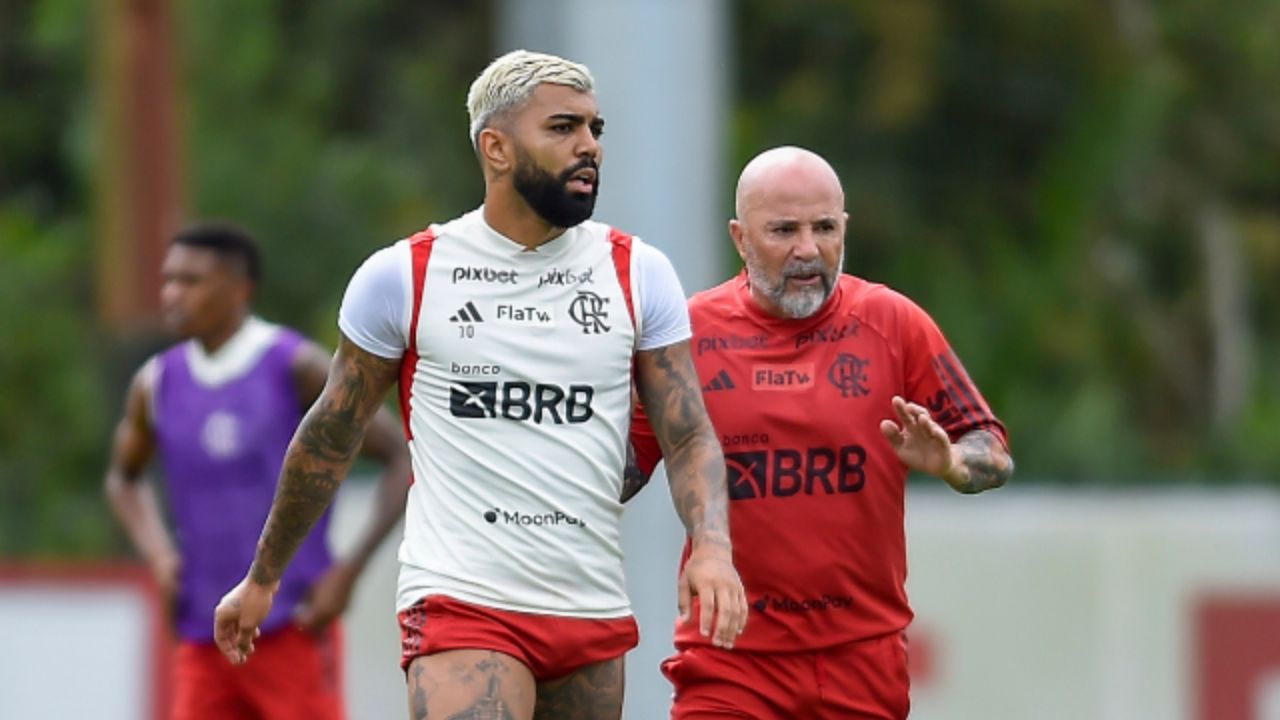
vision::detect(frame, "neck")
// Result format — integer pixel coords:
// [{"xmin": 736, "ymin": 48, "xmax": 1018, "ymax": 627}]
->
[
  {"xmin": 196, "ymin": 312, "xmax": 249, "ymax": 355},
  {"xmin": 482, "ymin": 184, "xmax": 565, "ymax": 250}
]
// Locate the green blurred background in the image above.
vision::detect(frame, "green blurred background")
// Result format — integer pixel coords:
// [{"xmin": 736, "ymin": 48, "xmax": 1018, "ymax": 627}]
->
[{"xmin": 3, "ymin": 0, "xmax": 1278, "ymax": 556}]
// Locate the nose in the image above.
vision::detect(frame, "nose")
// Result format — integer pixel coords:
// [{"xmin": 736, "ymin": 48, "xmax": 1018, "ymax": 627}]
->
[
  {"xmin": 791, "ymin": 228, "xmax": 820, "ymax": 261},
  {"xmin": 575, "ymin": 126, "xmax": 601, "ymax": 162}
]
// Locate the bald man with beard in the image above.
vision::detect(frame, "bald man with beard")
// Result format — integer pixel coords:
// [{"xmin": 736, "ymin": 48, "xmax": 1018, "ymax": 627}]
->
[{"xmin": 630, "ymin": 146, "xmax": 1015, "ymax": 719}]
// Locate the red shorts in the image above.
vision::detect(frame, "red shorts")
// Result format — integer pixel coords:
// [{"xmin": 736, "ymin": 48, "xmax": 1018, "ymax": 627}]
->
[
  {"xmin": 397, "ymin": 595, "xmax": 639, "ymax": 682},
  {"xmin": 662, "ymin": 633, "xmax": 910, "ymax": 720},
  {"xmin": 171, "ymin": 622, "xmax": 344, "ymax": 720}
]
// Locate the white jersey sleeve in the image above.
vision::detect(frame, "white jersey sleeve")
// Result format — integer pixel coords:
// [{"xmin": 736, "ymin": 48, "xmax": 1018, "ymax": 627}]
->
[
  {"xmin": 633, "ymin": 240, "xmax": 691, "ymax": 351},
  {"xmin": 337, "ymin": 241, "xmax": 412, "ymax": 359}
]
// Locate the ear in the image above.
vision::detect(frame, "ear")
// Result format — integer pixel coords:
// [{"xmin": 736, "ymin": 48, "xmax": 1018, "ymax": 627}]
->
[
  {"xmin": 728, "ymin": 219, "xmax": 748, "ymax": 262},
  {"xmin": 477, "ymin": 127, "xmax": 513, "ymax": 176},
  {"xmin": 234, "ymin": 277, "xmax": 255, "ymax": 308}
]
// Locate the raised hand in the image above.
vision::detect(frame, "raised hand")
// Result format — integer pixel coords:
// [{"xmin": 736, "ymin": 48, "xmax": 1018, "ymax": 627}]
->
[{"xmin": 879, "ymin": 395, "xmax": 964, "ymax": 488}]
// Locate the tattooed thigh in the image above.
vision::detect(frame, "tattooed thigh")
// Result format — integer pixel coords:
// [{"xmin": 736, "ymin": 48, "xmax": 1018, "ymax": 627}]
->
[
  {"xmin": 406, "ymin": 649, "xmax": 536, "ymax": 720},
  {"xmin": 532, "ymin": 656, "xmax": 625, "ymax": 720}
]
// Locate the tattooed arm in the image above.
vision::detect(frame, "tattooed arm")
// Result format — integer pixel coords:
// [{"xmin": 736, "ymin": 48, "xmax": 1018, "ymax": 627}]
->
[
  {"xmin": 635, "ymin": 340, "xmax": 746, "ymax": 648},
  {"xmin": 286, "ymin": 340, "xmax": 411, "ymax": 632},
  {"xmin": 942, "ymin": 429, "xmax": 1014, "ymax": 494},
  {"xmin": 215, "ymin": 335, "xmax": 400, "ymax": 664},
  {"xmin": 879, "ymin": 395, "xmax": 1014, "ymax": 494}
]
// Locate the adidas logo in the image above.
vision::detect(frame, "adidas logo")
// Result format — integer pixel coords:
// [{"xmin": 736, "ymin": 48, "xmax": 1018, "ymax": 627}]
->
[
  {"xmin": 449, "ymin": 301, "xmax": 484, "ymax": 323},
  {"xmin": 701, "ymin": 369, "xmax": 735, "ymax": 392}
]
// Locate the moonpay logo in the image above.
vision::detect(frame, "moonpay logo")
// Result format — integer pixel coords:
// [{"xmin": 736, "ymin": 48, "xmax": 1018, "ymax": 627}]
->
[{"xmin": 482, "ymin": 507, "xmax": 587, "ymax": 529}]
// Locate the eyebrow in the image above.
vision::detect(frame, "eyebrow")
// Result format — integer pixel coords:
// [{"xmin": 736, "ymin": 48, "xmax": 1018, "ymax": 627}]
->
[
  {"xmin": 765, "ymin": 215, "xmax": 839, "ymax": 227},
  {"xmin": 546, "ymin": 113, "xmax": 606, "ymax": 130}
]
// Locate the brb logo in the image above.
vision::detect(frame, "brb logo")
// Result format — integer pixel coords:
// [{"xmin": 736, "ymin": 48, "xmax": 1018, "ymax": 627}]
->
[
  {"xmin": 726, "ymin": 446, "xmax": 866, "ymax": 500},
  {"xmin": 449, "ymin": 381, "xmax": 594, "ymax": 424}
]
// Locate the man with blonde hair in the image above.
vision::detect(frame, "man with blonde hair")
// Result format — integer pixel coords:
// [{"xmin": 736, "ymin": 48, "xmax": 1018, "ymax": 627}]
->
[{"xmin": 214, "ymin": 49, "xmax": 747, "ymax": 719}]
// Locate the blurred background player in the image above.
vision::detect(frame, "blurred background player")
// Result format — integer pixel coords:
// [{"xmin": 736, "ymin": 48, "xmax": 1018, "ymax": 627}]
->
[
  {"xmin": 212, "ymin": 50, "xmax": 745, "ymax": 719},
  {"xmin": 104, "ymin": 222, "xmax": 410, "ymax": 720},
  {"xmin": 631, "ymin": 146, "xmax": 1015, "ymax": 719}
]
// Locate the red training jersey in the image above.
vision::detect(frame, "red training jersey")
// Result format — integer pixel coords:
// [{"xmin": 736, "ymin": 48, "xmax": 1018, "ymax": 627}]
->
[{"xmin": 631, "ymin": 272, "xmax": 1007, "ymax": 652}]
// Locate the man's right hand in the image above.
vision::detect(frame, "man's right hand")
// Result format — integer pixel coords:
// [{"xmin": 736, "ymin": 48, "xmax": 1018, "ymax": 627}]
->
[
  {"xmin": 678, "ymin": 542, "xmax": 748, "ymax": 649},
  {"xmin": 213, "ymin": 576, "xmax": 278, "ymax": 665}
]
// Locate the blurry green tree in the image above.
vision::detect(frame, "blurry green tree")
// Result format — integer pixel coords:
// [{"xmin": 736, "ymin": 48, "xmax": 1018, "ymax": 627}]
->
[
  {"xmin": 1, "ymin": 0, "xmax": 1277, "ymax": 557},
  {"xmin": 735, "ymin": 0, "xmax": 1280, "ymax": 482}
]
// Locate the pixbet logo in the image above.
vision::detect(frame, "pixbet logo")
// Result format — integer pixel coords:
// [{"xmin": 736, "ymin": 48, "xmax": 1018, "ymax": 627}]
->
[
  {"xmin": 794, "ymin": 320, "xmax": 859, "ymax": 349},
  {"xmin": 452, "ymin": 266, "xmax": 518, "ymax": 285},
  {"xmin": 538, "ymin": 267, "xmax": 595, "ymax": 288},
  {"xmin": 696, "ymin": 334, "xmax": 768, "ymax": 356}
]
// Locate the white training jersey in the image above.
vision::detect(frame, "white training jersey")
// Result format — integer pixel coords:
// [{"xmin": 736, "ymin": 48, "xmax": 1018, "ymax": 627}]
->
[{"xmin": 339, "ymin": 208, "xmax": 690, "ymax": 618}]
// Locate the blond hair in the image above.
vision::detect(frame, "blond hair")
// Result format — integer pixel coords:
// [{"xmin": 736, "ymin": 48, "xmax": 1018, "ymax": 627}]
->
[{"xmin": 466, "ymin": 50, "xmax": 594, "ymax": 148}]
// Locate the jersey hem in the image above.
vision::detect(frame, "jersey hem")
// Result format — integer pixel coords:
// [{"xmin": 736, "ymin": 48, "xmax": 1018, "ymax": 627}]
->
[{"xmin": 395, "ymin": 583, "xmax": 633, "ymax": 621}]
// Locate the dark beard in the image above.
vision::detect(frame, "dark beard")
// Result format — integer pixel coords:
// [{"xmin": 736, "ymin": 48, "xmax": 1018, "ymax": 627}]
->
[{"xmin": 512, "ymin": 151, "xmax": 599, "ymax": 228}]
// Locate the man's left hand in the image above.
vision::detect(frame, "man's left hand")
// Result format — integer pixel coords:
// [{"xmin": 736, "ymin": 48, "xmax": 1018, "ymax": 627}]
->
[{"xmin": 879, "ymin": 395, "xmax": 968, "ymax": 490}]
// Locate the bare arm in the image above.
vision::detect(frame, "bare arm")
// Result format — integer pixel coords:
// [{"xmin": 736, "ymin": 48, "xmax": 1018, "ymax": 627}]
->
[
  {"xmin": 634, "ymin": 341, "xmax": 730, "ymax": 549},
  {"xmin": 103, "ymin": 362, "xmax": 180, "ymax": 600},
  {"xmin": 288, "ymin": 341, "xmax": 411, "ymax": 630},
  {"xmin": 216, "ymin": 335, "xmax": 400, "ymax": 663},
  {"xmin": 941, "ymin": 429, "xmax": 1014, "ymax": 494},
  {"xmin": 634, "ymin": 340, "xmax": 745, "ymax": 647},
  {"xmin": 880, "ymin": 395, "xmax": 1014, "ymax": 494},
  {"xmin": 251, "ymin": 336, "xmax": 401, "ymax": 586}
]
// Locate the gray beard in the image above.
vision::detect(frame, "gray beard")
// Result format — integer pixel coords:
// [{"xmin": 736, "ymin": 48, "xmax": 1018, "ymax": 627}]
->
[{"xmin": 743, "ymin": 250, "xmax": 842, "ymax": 319}]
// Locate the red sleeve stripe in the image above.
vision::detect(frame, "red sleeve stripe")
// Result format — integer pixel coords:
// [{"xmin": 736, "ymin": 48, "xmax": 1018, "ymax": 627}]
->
[
  {"xmin": 399, "ymin": 229, "xmax": 436, "ymax": 460},
  {"xmin": 932, "ymin": 352, "xmax": 995, "ymax": 430},
  {"xmin": 608, "ymin": 228, "xmax": 636, "ymax": 331}
]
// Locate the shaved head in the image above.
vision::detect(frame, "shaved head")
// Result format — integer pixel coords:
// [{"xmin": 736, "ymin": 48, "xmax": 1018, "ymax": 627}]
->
[
  {"xmin": 729, "ymin": 146, "xmax": 847, "ymax": 319},
  {"xmin": 734, "ymin": 146, "xmax": 844, "ymax": 220}
]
